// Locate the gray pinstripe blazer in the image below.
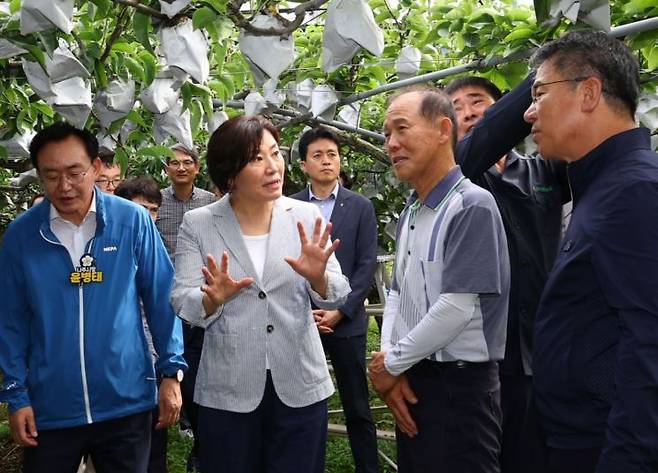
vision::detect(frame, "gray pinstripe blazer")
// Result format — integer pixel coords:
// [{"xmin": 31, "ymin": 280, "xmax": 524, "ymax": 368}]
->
[{"xmin": 171, "ymin": 195, "xmax": 350, "ymax": 412}]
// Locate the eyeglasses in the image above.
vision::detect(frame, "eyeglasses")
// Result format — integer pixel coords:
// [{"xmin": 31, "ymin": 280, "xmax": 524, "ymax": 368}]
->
[
  {"xmin": 40, "ymin": 163, "xmax": 94, "ymax": 188},
  {"xmin": 167, "ymin": 159, "xmax": 196, "ymax": 169},
  {"xmin": 96, "ymin": 178, "xmax": 124, "ymax": 188},
  {"xmin": 531, "ymin": 76, "xmax": 590, "ymax": 102}
]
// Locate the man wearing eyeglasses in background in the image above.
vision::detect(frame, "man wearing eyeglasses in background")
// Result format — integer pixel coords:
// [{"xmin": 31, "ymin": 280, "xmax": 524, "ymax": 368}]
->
[
  {"xmin": 0, "ymin": 122, "xmax": 187, "ymax": 472},
  {"xmin": 155, "ymin": 143, "xmax": 215, "ymax": 473},
  {"xmin": 95, "ymin": 151, "xmax": 123, "ymax": 194}
]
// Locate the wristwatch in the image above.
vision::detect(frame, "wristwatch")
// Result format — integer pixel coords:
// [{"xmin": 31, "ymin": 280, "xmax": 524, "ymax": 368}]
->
[{"xmin": 163, "ymin": 369, "xmax": 184, "ymax": 382}]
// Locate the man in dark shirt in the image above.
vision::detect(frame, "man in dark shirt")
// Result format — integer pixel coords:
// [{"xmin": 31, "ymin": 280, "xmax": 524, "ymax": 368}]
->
[
  {"xmin": 525, "ymin": 30, "xmax": 658, "ymax": 473},
  {"xmin": 446, "ymin": 75, "xmax": 570, "ymax": 473}
]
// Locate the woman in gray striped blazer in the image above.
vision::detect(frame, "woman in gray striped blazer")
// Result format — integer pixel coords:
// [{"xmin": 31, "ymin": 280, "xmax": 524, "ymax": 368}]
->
[{"xmin": 171, "ymin": 115, "xmax": 350, "ymax": 473}]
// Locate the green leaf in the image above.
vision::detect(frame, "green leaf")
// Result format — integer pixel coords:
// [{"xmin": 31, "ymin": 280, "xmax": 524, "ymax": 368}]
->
[
  {"xmin": 138, "ymin": 146, "xmax": 175, "ymax": 160},
  {"xmin": 202, "ymin": 0, "xmax": 228, "ymax": 14},
  {"xmin": 505, "ymin": 8, "xmax": 532, "ymax": 22},
  {"xmin": 209, "ymin": 76, "xmax": 234, "ymax": 103},
  {"xmin": 127, "ymin": 110, "xmax": 147, "ymax": 127},
  {"xmin": 181, "ymin": 83, "xmax": 193, "ymax": 110},
  {"xmin": 36, "ymin": 31, "xmax": 58, "ymax": 57},
  {"xmin": 190, "ymin": 100, "xmax": 203, "ymax": 135},
  {"xmin": 33, "ymin": 102, "xmax": 55, "ymax": 118},
  {"xmin": 186, "ymin": 83, "xmax": 213, "ymax": 97},
  {"xmin": 624, "ymin": 0, "xmax": 656, "ymax": 16},
  {"xmin": 642, "ymin": 44, "xmax": 658, "ymax": 71},
  {"xmin": 9, "ymin": 0, "xmax": 20, "ymax": 14},
  {"xmin": 214, "ymin": 17, "xmax": 235, "ymax": 41},
  {"xmin": 90, "ymin": 0, "xmax": 112, "ymax": 19},
  {"xmin": 193, "ymin": 6, "xmax": 218, "ymax": 30},
  {"xmin": 114, "ymin": 147, "xmax": 128, "ymax": 172},
  {"xmin": 467, "ymin": 9, "xmax": 497, "ymax": 24},
  {"xmin": 25, "ymin": 44, "xmax": 45, "ymax": 66},
  {"xmin": 503, "ymin": 27, "xmax": 533, "ymax": 42},
  {"xmin": 108, "ymin": 118, "xmax": 125, "ymax": 134},
  {"xmin": 111, "ymin": 42, "xmax": 135, "ymax": 54},
  {"xmin": 133, "ymin": 12, "xmax": 153, "ymax": 52},
  {"xmin": 201, "ymin": 94, "xmax": 214, "ymax": 118},
  {"xmin": 124, "ymin": 56, "xmax": 145, "ymax": 82},
  {"xmin": 139, "ymin": 51, "xmax": 158, "ymax": 86}
]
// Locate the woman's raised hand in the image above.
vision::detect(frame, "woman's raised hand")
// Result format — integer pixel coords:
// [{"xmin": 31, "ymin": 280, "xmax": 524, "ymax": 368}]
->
[
  {"xmin": 284, "ymin": 218, "xmax": 340, "ymax": 297},
  {"xmin": 201, "ymin": 252, "xmax": 253, "ymax": 315}
]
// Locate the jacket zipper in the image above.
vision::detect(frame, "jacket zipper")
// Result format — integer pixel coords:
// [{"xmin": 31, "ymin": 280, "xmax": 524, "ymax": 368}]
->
[{"xmin": 40, "ymin": 230, "xmax": 95, "ymax": 424}]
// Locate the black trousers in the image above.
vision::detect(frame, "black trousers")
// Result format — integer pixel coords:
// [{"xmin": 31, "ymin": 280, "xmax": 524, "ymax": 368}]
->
[
  {"xmin": 148, "ymin": 404, "xmax": 168, "ymax": 473},
  {"xmin": 547, "ymin": 447, "xmax": 601, "ymax": 473},
  {"xmin": 500, "ymin": 373, "xmax": 547, "ymax": 473},
  {"xmin": 322, "ymin": 334, "xmax": 380, "ymax": 473},
  {"xmin": 197, "ymin": 371, "xmax": 328, "ymax": 473},
  {"xmin": 396, "ymin": 360, "xmax": 502, "ymax": 473},
  {"xmin": 23, "ymin": 411, "xmax": 151, "ymax": 473}
]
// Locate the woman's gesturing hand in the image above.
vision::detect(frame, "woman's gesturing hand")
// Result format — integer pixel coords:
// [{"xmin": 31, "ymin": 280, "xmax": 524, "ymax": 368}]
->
[
  {"xmin": 284, "ymin": 218, "xmax": 340, "ymax": 298},
  {"xmin": 201, "ymin": 252, "xmax": 254, "ymax": 316}
]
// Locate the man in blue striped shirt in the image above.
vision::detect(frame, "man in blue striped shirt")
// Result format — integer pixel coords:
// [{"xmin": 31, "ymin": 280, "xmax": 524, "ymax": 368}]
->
[{"xmin": 370, "ymin": 87, "xmax": 510, "ymax": 473}]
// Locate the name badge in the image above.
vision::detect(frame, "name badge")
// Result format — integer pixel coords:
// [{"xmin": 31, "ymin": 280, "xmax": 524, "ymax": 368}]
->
[{"xmin": 69, "ymin": 253, "xmax": 104, "ymax": 285}]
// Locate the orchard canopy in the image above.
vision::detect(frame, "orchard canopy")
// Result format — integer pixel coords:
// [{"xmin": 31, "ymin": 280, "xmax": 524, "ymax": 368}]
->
[{"xmin": 0, "ymin": 0, "xmax": 657, "ymax": 243}]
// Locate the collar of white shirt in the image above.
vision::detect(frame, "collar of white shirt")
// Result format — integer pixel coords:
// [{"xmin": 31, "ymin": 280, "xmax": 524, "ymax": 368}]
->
[
  {"xmin": 309, "ymin": 182, "xmax": 339, "ymax": 201},
  {"xmin": 49, "ymin": 192, "xmax": 97, "ymax": 226}
]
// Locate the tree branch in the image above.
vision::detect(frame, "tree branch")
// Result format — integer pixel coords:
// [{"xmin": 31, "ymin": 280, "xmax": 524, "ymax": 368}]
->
[
  {"xmin": 227, "ymin": 0, "xmax": 330, "ymax": 36},
  {"xmin": 272, "ymin": 110, "xmax": 389, "ymax": 165},
  {"xmin": 100, "ymin": 5, "xmax": 130, "ymax": 65},
  {"xmin": 111, "ymin": 0, "xmax": 168, "ymax": 20},
  {"xmin": 324, "ymin": 124, "xmax": 388, "ymax": 166}
]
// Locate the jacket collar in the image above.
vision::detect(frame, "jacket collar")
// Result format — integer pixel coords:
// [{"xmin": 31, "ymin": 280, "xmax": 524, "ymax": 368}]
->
[{"xmin": 568, "ymin": 127, "xmax": 651, "ymax": 205}]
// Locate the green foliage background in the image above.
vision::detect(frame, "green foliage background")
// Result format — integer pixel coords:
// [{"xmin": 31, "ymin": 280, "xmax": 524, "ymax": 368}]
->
[{"xmin": 1, "ymin": 0, "xmax": 657, "ymax": 245}]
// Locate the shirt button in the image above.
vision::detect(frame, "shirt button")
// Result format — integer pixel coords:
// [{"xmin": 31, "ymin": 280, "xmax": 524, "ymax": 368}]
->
[
  {"xmin": 407, "ymin": 251, "xmax": 411, "ymax": 255},
  {"xmin": 258, "ymin": 291, "xmax": 266, "ymax": 299},
  {"xmin": 410, "ymin": 225, "xmax": 415, "ymax": 230},
  {"xmin": 267, "ymin": 324, "xmax": 274, "ymax": 333}
]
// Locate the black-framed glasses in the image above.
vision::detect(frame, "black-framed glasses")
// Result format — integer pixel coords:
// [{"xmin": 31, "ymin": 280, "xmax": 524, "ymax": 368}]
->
[
  {"xmin": 531, "ymin": 76, "xmax": 590, "ymax": 102},
  {"xmin": 167, "ymin": 159, "xmax": 196, "ymax": 169},
  {"xmin": 40, "ymin": 163, "xmax": 94, "ymax": 188},
  {"xmin": 96, "ymin": 178, "xmax": 124, "ymax": 188}
]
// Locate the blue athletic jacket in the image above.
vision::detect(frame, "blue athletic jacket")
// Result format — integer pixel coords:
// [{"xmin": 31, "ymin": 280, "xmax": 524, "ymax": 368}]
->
[
  {"xmin": 533, "ymin": 128, "xmax": 658, "ymax": 472},
  {"xmin": 0, "ymin": 189, "xmax": 187, "ymax": 430}
]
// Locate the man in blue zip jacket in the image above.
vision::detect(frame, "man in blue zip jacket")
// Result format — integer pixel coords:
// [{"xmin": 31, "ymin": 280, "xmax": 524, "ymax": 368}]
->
[
  {"xmin": 0, "ymin": 122, "xmax": 187, "ymax": 472},
  {"xmin": 524, "ymin": 30, "xmax": 658, "ymax": 473}
]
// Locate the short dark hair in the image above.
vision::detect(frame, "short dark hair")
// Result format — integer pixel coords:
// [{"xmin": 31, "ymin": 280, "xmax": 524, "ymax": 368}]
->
[
  {"xmin": 388, "ymin": 86, "xmax": 458, "ymax": 151},
  {"xmin": 98, "ymin": 150, "xmax": 116, "ymax": 166},
  {"xmin": 169, "ymin": 143, "xmax": 199, "ymax": 163},
  {"xmin": 29, "ymin": 122, "xmax": 98, "ymax": 170},
  {"xmin": 206, "ymin": 115, "xmax": 280, "ymax": 194},
  {"xmin": 444, "ymin": 76, "xmax": 503, "ymax": 101},
  {"xmin": 114, "ymin": 176, "xmax": 162, "ymax": 206},
  {"xmin": 530, "ymin": 29, "xmax": 639, "ymax": 118},
  {"xmin": 298, "ymin": 127, "xmax": 340, "ymax": 161}
]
